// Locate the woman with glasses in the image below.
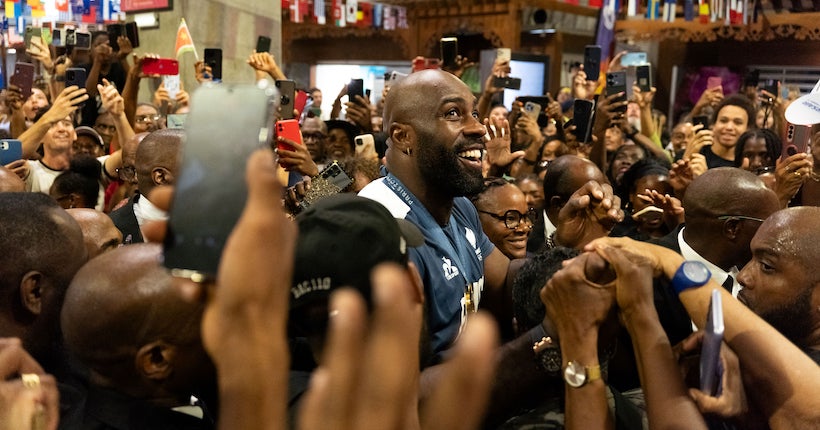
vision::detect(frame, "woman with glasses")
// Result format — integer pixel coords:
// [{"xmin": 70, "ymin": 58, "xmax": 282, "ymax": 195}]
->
[{"xmin": 470, "ymin": 178, "xmax": 535, "ymax": 260}]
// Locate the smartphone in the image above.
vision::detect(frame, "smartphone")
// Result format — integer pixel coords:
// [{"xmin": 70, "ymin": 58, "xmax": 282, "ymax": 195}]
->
[
  {"xmin": 275, "ymin": 80, "xmax": 296, "ymax": 120},
  {"xmin": 74, "ymin": 32, "xmax": 91, "ymax": 49},
  {"xmin": 301, "ymin": 161, "xmax": 354, "ymax": 210},
  {"xmin": 10, "ymin": 62, "xmax": 35, "ymax": 101},
  {"xmin": 294, "ymin": 90, "xmax": 309, "ymax": 117},
  {"xmin": 164, "ymin": 74, "xmax": 180, "ymax": 100},
  {"xmin": 275, "ymin": 119, "xmax": 302, "ymax": 151},
  {"xmin": 107, "ymin": 23, "xmax": 124, "ymax": 52},
  {"xmin": 584, "ymin": 45, "xmax": 602, "ymax": 82},
  {"xmin": 163, "ymin": 84, "xmax": 276, "ymax": 280},
  {"xmin": 166, "ymin": 114, "xmax": 186, "ymax": 129},
  {"xmin": 65, "ymin": 67, "xmax": 87, "ymax": 88},
  {"xmin": 762, "ymin": 79, "xmax": 779, "ymax": 98},
  {"xmin": 496, "ymin": 48, "xmax": 511, "ymax": 63},
  {"xmin": 52, "ymin": 28, "xmax": 64, "ymax": 47},
  {"xmin": 707, "ymin": 76, "xmax": 722, "ymax": 90},
  {"xmin": 141, "ymin": 58, "xmax": 179, "ymax": 76},
  {"xmin": 524, "ymin": 102, "xmax": 542, "ymax": 120},
  {"xmin": 0, "ymin": 139, "xmax": 22, "ymax": 164},
  {"xmin": 620, "ymin": 52, "xmax": 647, "ymax": 67},
  {"xmin": 692, "ymin": 115, "xmax": 710, "ymax": 130},
  {"xmin": 573, "ymin": 99, "xmax": 595, "ymax": 144},
  {"xmin": 492, "ymin": 76, "xmax": 522, "ymax": 90},
  {"xmin": 65, "ymin": 29, "xmax": 76, "ymax": 46},
  {"xmin": 24, "ymin": 27, "xmax": 42, "ymax": 52},
  {"xmin": 606, "ymin": 71, "xmax": 628, "ymax": 114},
  {"xmin": 516, "ymin": 96, "xmax": 551, "ymax": 107},
  {"xmin": 440, "ymin": 37, "xmax": 459, "ymax": 69},
  {"xmin": 700, "ymin": 289, "xmax": 724, "ymax": 397},
  {"xmin": 125, "ymin": 22, "xmax": 140, "ymax": 48},
  {"xmin": 203, "ymin": 48, "xmax": 222, "ymax": 81},
  {"xmin": 348, "ymin": 78, "xmax": 364, "ymax": 100},
  {"xmin": 411, "ymin": 57, "xmax": 440, "ymax": 72},
  {"xmin": 636, "ymin": 64, "xmax": 653, "ymax": 92},
  {"xmin": 40, "ymin": 28, "xmax": 52, "ymax": 46},
  {"xmin": 256, "ymin": 35, "xmax": 271, "ymax": 53},
  {"xmin": 354, "ymin": 133, "xmax": 377, "ymax": 159},
  {"xmin": 781, "ymin": 123, "xmax": 812, "ymax": 161}
]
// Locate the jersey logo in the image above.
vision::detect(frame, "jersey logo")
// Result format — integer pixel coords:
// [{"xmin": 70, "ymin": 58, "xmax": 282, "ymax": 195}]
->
[{"xmin": 442, "ymin": 256, "xmax": 459, "ymax": 280}]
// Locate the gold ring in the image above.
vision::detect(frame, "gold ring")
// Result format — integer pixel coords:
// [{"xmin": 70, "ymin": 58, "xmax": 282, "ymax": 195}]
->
[
  {"xmin": 795, "ymin": 171, "xmax": 802, "ymax": 177},
  {"xmin": 21, "ymin": 373, "xmax": 40, "ymax": 389}
]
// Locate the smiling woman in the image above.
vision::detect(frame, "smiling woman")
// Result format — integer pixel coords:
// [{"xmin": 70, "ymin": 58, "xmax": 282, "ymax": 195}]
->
[{"xmin": 470, "ymin": 178, "xmax": 534, "ymax": 259}]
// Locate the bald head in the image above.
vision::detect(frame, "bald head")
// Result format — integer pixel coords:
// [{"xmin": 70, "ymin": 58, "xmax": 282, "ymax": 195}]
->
[
  {"xmin": 684, "ymin": 168, "xmax": 779, "ymax": 221},
  {"xmin": 757, "ymin": 207, "xmax": 820, "ymax": 275},
  {"xmin": 0, "ymin": 166, "xmax": 24, "ymax": 192},
  {"xmin": 136, "ymin": 129, "xmax": 183, "ymax": 197},
  {"xmin": 543, "ymin": 155, "xmax": 607, "ymax": 222},
  {"xmin": 62, "ymin": 244, "xmax": 205, "ymax": 385},
  {"xmin": 0, "ymin": 193, "xmax": 86, "ymax": 365},
  {"xmin": 66, "ymin": 208, "xmax": 123, "ymax": 258},
  {"xmin": 384, "ymin": 69, "xmax": 467, "ymax": 129}
]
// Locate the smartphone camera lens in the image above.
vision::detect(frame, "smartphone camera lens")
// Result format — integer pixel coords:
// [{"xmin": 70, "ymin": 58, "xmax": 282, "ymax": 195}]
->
[{"xmin": 281, "ymin": 95, "xmax": 290, "ymax": 105}]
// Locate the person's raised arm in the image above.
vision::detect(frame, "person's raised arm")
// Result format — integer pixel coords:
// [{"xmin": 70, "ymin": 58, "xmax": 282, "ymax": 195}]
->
[
  {"xmin": 598, "ymin": 245, "xmax": 707, "ymax": 429},
  {"xmin": 484, "ymin": 118, "xmax": 525, "ymax": 178},
  {"xmin": 554, "ymin": 180, "xmax": 623, "ymax": 250},
  {"xmin": 541, "ymin": 252, "xmax": 616, "ymax": 430},
  {"xmin": 587, "ymin": 237, "xmax": 820, "ymax": 429},
  {"xmin": 97, "ymin": 79, "xmax": 132, "ymax": 169},
  {"xmin": 477, "ymin": 58, "xmax": 509, "ymax": 121},
  {"xmin": 18, "ymin": 85, "xmax": 88, "ymax": 158},
  {"xmin": 590, "ymin": 93, "xmax": 627, "ymax": 172},
  {"xmin": 122, "ymin": 53, "xmax": 159, "ymax": 126},
  {"xmin": 247, "ymin": 51, "xmax": 286, "ymax": 81}
]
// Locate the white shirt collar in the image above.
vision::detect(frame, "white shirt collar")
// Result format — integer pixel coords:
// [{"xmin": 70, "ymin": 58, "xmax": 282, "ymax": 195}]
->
[
  {"xmin": 133, "ymin": 195, "xmax": 168, "ymax": 227},
  {"xmin": 678, "ymin": 227, "xmax": 741, "ymax": 297}
]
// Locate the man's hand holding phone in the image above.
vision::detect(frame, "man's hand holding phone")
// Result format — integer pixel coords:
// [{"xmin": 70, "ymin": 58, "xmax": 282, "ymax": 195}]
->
[
  {"xmin": 247, "ymin": 51, "xmax": 285, "ymax": 80},
  {"xmin": 129, "ymin": 53, "xmax": 161, "ymax": 80},
  {"xmin": 44, "ymin": 85, "xmax": 88, "ymax": 122},
  {"xmin": 26, "ymin": 37, "xmax": 53, "ymax": 73},
  {"xmin": 345, "ymin": 95, "xmax": 373, "ymax": 132},
  {"xmin": 194, "ymin": 61, "xmax": 213, "ymax": 84},
  {"xmin": 116, "ymin": 36, "xmax": 133, "ymax": 60},
  {"xmin": 276, "ymin": 136, "xmax": 318, "ymax": 177},
  {"xmin": 98, "ymin": 79, "xmax": 124, "ymax": 116}
]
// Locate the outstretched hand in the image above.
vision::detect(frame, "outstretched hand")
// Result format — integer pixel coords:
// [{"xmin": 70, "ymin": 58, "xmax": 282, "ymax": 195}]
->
[{"xmin": 555, "ymin": 180, "xmax": 624, "ymax": 249}]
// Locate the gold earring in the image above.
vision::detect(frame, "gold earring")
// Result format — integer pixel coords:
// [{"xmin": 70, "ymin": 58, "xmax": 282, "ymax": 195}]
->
[{"xmin": 404, "ymin": 148, "xmax": 412, "ymax": 156}]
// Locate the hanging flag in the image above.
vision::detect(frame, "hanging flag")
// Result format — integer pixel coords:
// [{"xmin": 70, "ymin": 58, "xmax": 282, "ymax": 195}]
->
[
  {"xmin": 314, "ymin": 0, "xmax": 326, "ymax": 24},
  {"xmin": 396, "ymin": 6, "xmax": 408, "ymax": 29},
  {"xmin": 175, "ymin": 18, "xmax": 198, "ymax": 60},
  {"xmin": 5, "ymin": 1, "xmax": 21, "ymax": 19},
  {"xmin": 56, "ymin": 0, "xmax": 69, "ymax": 12},
  {"xmin": 333, "ymin": 0, "xmax": 345, "ymax": 26},
  {"xmin": 357, "ymin": 2, "xmax": 372, "ymax": 27},
  {"xmin": 383, "ymin": 4, "xmax": 395, "ymax": 30},
  {"xmin": 290, "ymin": 0, "xmax": 302, "ymax": 23},
  {"xmin": 373, "ymin": 3, "xmax": 383, "ymax": 28},
  {"xmin": 346, "ymin": 0, "xmax": 358, "ymax": 23},
  {"xmin": 594, "ymin": 0, "xmax": 618, "ymax": 73}
]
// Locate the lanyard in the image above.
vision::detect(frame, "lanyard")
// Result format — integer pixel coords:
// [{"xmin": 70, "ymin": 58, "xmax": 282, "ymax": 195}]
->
[{"xmin": 382, "ymin": 174, "xmax": 479, "ymax": 310}]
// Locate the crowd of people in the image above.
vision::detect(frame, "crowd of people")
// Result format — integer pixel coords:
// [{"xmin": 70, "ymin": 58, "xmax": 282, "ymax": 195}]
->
[{"xmin": 1, "ymin": 24, "xmax": 819, "ymax": 430}]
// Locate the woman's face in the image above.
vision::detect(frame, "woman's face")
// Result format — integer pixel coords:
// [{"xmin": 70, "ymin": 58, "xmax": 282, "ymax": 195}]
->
[
  {"xmin": 476, "ymin": 185, "xmax": 533, "ymax": 260},
  {"xmin": 610, "ymin": 146, "xmax": 645, "ymax": 184},
  {"xmin": 22, "ymin": 88, "xmax": 48, "ymax": 120},
  {"xmin": 630, "ymin": 174, "xmax": 672, "ymax": 234}
]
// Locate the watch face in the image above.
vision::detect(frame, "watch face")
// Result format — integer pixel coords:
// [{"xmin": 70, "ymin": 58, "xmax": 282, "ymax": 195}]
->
[
  {"xmin": 683, "ymin": 261, "xmax": 711, "ymax": 284},
  {"xmin": 563, "ymin": 361, "xmax": 586, "ymax": 388}
]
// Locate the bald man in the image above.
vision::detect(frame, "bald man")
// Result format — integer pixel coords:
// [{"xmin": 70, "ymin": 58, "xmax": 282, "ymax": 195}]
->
[
  {"xmin": 0, "ymin": 193, "xmax": 87, "ymax": 374},
  {"xmin": 60, "ymin": 243, "xmax": 216, "ymax": 429},
  {"xmin": 109, "ymin": 129, "xmax": 182, "ymax": 244},
  {"xmin": 738, "ymin": 206, "xmax": 820, "ymax": 364},
  {"xmin": 107, "ymin": 132, "xmax": 148, "ymax": 212},
  {"xmin": 67, "ymin": 208, "xmax": 123, "ymax": 258},
  {"xmin": 0, "ymin": 165, "xmax": 24, "ymax": 192},
  {"xmin": 530, "ymin": 154, "xmax": 609, "ymax": 253},
  {"xmin": 358, "ymin": 70, "xmax": 621, "ymax": 427}
]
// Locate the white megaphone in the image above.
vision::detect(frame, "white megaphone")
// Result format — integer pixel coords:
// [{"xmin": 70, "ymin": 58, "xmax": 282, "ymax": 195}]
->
[{"xmin": 785, "ymin": 78, "xmax": 820, "ymax": 126}]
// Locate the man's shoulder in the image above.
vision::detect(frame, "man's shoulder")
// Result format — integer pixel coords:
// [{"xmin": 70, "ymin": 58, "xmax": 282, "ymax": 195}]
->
[
  {"xmin": 648, "ymin": 224, "xmax": 683, "ymax": 253},
  {"xmin": 358, "ymin": 177, "xmax": 411, "ymax": 219}
]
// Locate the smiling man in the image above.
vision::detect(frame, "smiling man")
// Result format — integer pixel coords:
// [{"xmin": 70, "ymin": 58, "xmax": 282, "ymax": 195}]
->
[
  {"xmin": 737, "ymin": 206, "xmax": 820, "ymax": 364},
  {"xmin": 358, "ymin": 69, "xmax": 505, "ymax": 359},
  {"xmin": 701, "ymin": 94, "xmax": 756, "ymax": 169}
]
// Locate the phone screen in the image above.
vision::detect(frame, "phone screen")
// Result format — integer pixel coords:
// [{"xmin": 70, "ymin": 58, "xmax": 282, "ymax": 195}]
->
[
  {"xmin": 163, "ymin": 85, "xmax": 276, "ymax": 280},
  {"xmin": 700, "ymin": 289, "xmax": 724, "ymax": 396},
  {"xmin": 203, "ymin": 49, "xmax": 222, "ymax": 81}
]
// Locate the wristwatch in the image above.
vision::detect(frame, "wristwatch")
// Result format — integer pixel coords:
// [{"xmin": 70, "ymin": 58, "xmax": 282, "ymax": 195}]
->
[
  {"xmin": 563, "ymin": 361, "xmax": 602, "ymax": 388},
  {"xmin": 671, "ymin": 260, "xmax": 711, "ymax": 295},
  {"xmin": 530, "ymin": 324, "xmax": 562, "ymax": 375}
]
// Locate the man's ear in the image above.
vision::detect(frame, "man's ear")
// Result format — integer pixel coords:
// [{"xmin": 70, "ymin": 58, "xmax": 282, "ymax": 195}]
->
[
  {"xmin": 548, "ymin": 196, "xmax": 564, "ymax": 212},
  {"xmin": 19, "ymin": 271, "xmax": 43, "ymax": 315},
  {"xmin": 722, "ymin": 218, "xmax": 741, "ymax": 240},
  {"xmin": 389, "ymin": 123, "xmax": 415, "ymax": 154},
  {"xmin": 152, "ymin": 167, "xmax": 174, "ymax": 186},
  {"xmin": 136, "ymin": 341, "xmax": 175, "ymax": 381}
]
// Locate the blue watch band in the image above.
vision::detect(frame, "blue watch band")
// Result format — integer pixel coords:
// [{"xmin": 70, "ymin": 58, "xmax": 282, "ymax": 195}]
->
[{"xmin": 671, "ymin": 260, "xmax": 711, "ymax": 295}]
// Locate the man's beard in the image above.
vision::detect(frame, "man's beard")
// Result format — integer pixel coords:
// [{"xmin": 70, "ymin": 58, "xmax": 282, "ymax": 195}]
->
[
  {"xmin": 415, "ymin": 129, "xmax": 484, "ymax": 198},
  {"xmin": 757, "ymin": 286, "xmax": 814, "ymax": 348}
]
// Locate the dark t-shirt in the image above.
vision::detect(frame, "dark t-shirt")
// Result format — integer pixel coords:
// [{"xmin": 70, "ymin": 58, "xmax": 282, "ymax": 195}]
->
[
  {"xmin": 700, "ymin": 145, "xmax": 735, "ymax": 169},
  {"xmin": 78, "ymin": 61, "xmax": 128, "ymax": 127}
]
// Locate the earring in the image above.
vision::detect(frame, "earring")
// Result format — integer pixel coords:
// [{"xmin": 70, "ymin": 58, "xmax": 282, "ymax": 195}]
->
[{"xmin": 404, "ymin": 148, "xmax": 413, "ymax": 156}]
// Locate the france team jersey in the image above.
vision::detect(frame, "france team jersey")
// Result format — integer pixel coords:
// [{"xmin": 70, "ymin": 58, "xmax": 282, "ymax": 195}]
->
[{"xmin": 359, "ymin": 175, "xmax": 495, "ymax": 361}]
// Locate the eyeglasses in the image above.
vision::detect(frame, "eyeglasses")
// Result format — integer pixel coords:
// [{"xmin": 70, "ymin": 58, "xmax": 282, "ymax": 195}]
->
[
  {"xmin": 716, "ymin": 215, "xmax": 765, "ymax": 223},
  {"xmin": 116, "ymin": 166, "xmax": 137, "ymax": 181},
  {"xmin": 94, "ymin": 124, "xmax": 117, "ymax": 132},
  {"xmin": 478, "ymin": 209, "xmax": 536, "ymax": 229},
  {"xmin": 135, "ymin": 114, "xmax": 162, "ymax": 124}
]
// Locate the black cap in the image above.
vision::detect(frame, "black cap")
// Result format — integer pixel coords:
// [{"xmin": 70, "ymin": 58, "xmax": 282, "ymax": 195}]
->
[{"xmin": 290, "ymin": 194, "xmax": 423, "ymax": 310}]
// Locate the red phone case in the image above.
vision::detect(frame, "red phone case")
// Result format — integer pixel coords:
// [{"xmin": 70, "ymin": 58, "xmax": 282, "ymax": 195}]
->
[
  {"xmin": 275, "ymin": 119, "xmax": 302, "ymax": 152},
  {"xmin": 294, "ymin": 91, "xmax": 309, "ymax": 117},
  {"xmin": 141, "ymin": 58, "xmax": 179, "ymax": 76}
]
